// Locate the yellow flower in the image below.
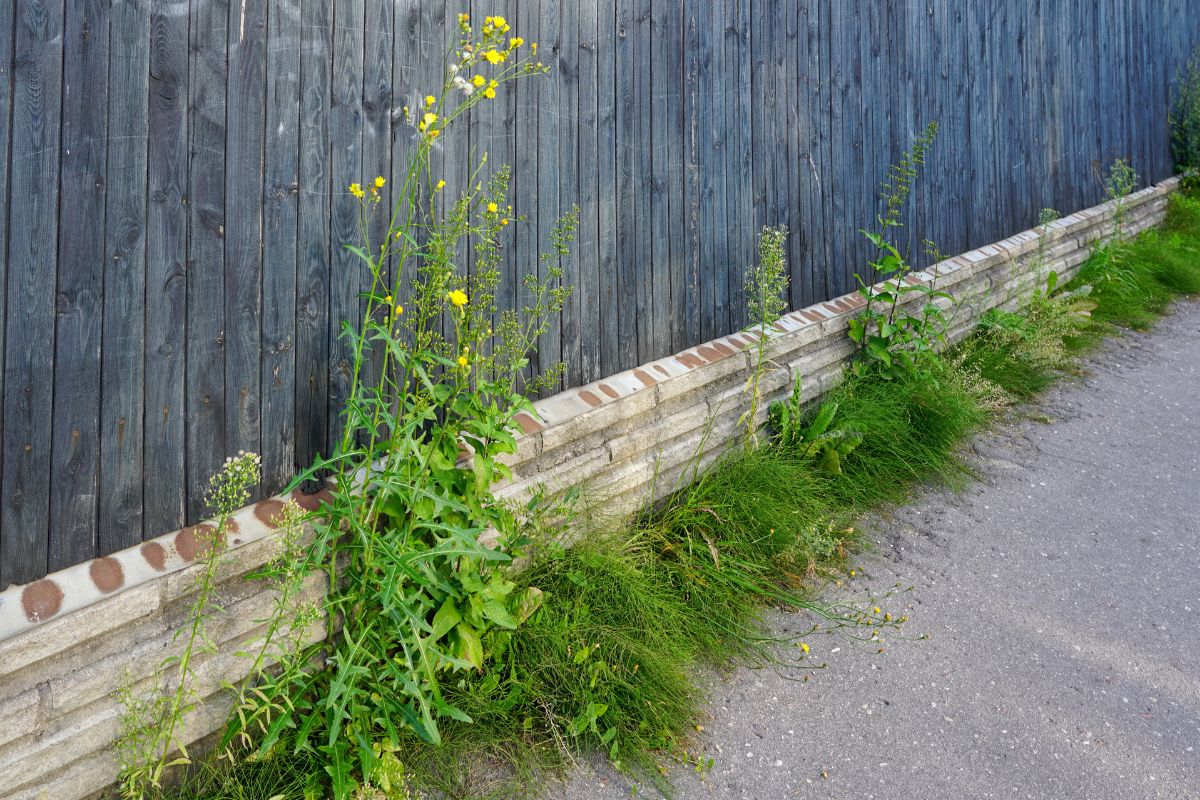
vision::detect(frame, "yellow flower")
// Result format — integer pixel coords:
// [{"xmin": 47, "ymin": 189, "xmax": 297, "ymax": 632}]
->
[
  {"xmin": 395, "ymin": 304, "xmax": 403, "ymax": 316},
  {"xmin": 472, "ymin": 74, "xmax": 486, "ymax": 87},
  {"xmin": 482, "ymin": 86, "xmax": 496, "ymax": 99},
  {"xmin": 418, "ymin": 111, "xmax": 438, "ymax": 131},
  {"xmin": 457, "ymin": 12, "xmax": 469, "ymax": 25},
  {"xmin": 492, "ymin": 15, "xmax": 508, "ymax": 28},
  {"xmin": 374, "ymin": 176, "xmax": 386, "ymax": 188},
  {"xmin": 531, "ymin": 42, "xmax": 538, "ymax": 55},
  {"xmin": 425, "ymin": 94, "xmax": 436, "ymax": 107},
  {"xmin": 487, "ymin": 202, "xmax": 498, "ymax": 213},
  {"xmin": 435, "ymin": 179, "xmax": 446, "ymax": 191},
  {"xmin": 483, "ymin": 49, "xmax": 506, "ymax": 65},
  {"xmin": 500, "ymin": 218, "xmax": 509, "ymax": 226},
  {"xmin": 457, "ymin": 354, "xmax": 469, "ymax": 368},
  {"xmin": 873, "ymin": 606, "xmax": 882, "ymax": 615},
  {"xmin": 348, "ymin": 183, "xmax": 364, "ymax": 198},
  {"xmin": 509, "ymin": 36, "xmax": 524, "ymax": 49},
  {"xmin": 384, "ymin": 294, "xmax": 393, "ymax": 305},
  {"xmin": 800, "ymin": 642, "xmax": 810, "ymax": 653},
  {"xmin": 447, "ymin": 289, "xmax": 468, "ymax": 308}
]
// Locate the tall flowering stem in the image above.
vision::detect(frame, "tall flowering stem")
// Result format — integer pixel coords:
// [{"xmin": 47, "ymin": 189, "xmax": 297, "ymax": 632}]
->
[{"xmin": 221, "ymin": 15, "xmax": 578, "ymax": 798}]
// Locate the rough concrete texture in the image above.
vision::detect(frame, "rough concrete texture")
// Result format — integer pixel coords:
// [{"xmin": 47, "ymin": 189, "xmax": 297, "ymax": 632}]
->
[{"xmin": 556, "ymin": 300, "xmax": 1200, "ymax": 800}]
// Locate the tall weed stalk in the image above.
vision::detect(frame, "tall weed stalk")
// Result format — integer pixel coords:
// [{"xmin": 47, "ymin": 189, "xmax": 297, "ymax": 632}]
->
[{"xmin": 219, "ymin": 17, "xmax": 579, "ymax": 798}]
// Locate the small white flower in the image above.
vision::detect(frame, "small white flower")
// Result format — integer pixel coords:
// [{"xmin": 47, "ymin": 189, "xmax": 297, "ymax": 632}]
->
[{"xmin": 452, "ymin": 75, "xmax": 474, "ymax": 96}]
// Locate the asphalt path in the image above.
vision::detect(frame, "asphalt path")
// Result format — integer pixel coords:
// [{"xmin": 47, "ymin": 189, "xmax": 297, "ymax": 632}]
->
[{"xmin": 554, "ymin": 299, "xmax": 1200, "ymax": 800}]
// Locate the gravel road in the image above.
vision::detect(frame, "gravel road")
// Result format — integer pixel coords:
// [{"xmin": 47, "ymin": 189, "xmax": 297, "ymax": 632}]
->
[{"xmin": 554, "ymin": 300, "xmax": 1200, "ymax": 800}]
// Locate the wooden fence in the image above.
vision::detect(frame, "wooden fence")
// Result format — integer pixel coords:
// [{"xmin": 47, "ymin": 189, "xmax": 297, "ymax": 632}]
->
[{"xmin": 1, "ymin": 0, "xmax": 1196, "ymax": 586}]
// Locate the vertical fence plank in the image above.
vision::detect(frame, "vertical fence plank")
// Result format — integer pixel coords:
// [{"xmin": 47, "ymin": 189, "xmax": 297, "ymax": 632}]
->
[
  {"xmin": 144, "ymin": 0, "xmax": 189, "ymax": 536},
  {"xmin": 656, "ymin": 0, "xmax": 685, "ymax": 350},
  {"xmin": 613, "ymin": 0, "xmax": 638, "ymax": 367},
  {"xmin": 645, "ymin": 0, "xmax": 670, "ymax": 360},
  {"xmin": 261, "ymin": 0, "xmax": 301, "ymax": 494},
  {"xmin": 597, "ymin": 0, "xmax": 621, "ymax": 376},
  {"xmin": 709, "ymin": 1, "xmax": 730, "ymax": 338},
  {"xmin": 294, "ymin": 0, "xmax": 332, "ymax": 477},
  {"xmin": 359, "ymin": 0, "xmax": 391, "ymax": 397},
  {"xmin": 558, "ymin": 0, "xmax": 584, "ymax": 387},
  {"xmin": 729, "ymin": 0, "xmax": 752, "ymax": 330},
  {"xmin": 2, "ymin": 0, "xmax": 66, "ymax": 584},
  {"xmin": 185, "ymin": 0, "xmax": 230, "ymax": 520},
  {"xmin": 326, "ymin": 0, "xmax": 364, "ymax": 455},
  {"xmin": 224, "ymin": 0, "xmax": 267, "ymax": 476},
  {"xmin": 537, "ymin": 1, "xmax": 565, "ymax": 383},
  {"xmin": 0, "ymin": 0, "xmax": 12, "ymax": 576},
  {"xmin": 100, "ymin": 0, "xmax": 150, "ymax": 548},
  {"xmin": 696, "ymin": 0, "xmax": 715, "ymax": 343},
  {"xmin": 680, "ymin": 1, "xmax": 700, "ymax": 352},
  {"xmin": 48, "ymin": 0, "xmax": 109, "ymax": 571},
  {"xmin": 576, "ymin": 0, "xmax": 602, "ymax": 381}
]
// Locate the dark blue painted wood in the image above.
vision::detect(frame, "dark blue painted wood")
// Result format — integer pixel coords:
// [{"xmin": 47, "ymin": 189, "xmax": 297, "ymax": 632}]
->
[
  {"xmin": 184, "ymin": 0, "xmax": 230, "ymax": 522},
  {"xmin": 100, "ymin": 0, "xmax": 150, "ymax": 551},
  {"xmin": 3, "ymin": 0, "xmax": 66, "ymax": 584},
  {"xmin": 261, "ymin": 0, "xmax": 301, "ymax": 494},
  {"xmin": 2, "ymin": 0, "xmax": 1197, "ymax": 583},
  {"xmin": 144, "ymin": 0, "xmax": 189, "ymax": 537},
  {"xmin": 48, "ymin": 0, "xmax": 109, "ymax": 572}
]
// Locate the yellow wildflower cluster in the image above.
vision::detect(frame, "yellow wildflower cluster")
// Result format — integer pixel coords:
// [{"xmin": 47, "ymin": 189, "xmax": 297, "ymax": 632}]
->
[
  {"xmin": 483, "ymin": 15, "xmax": 510, "ymax": 35},
  {"xmin": 349, "ymin": 177, "xmax": 386, "ymax": 203},
  {"xmin": 418, "ymin": 111, "xmax": 440, "ymax": 140}
]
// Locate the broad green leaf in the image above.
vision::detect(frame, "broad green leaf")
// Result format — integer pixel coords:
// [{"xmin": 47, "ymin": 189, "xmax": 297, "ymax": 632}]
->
[
  {"xmin": 482, "ymin": 599, "xmax": 519, "ymax": 629},
  {"xmin": 430, "ymin": 598, "xmax": 462, "ymax": 642},
  {"xmin": 454, "ymin": 623, "xmax": 484, "ymax": 669}
]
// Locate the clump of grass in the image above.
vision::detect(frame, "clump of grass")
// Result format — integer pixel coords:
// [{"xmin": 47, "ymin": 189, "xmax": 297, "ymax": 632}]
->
[
  {"xmin": 159, "ymin": 749, "xmax": 325, "ymax": 800},
  {"xmin": 1071, "ymin": 192, "xmax": 1200, "ymax": 330},
  {"xmin": 823, "ymin": 364, "xmax": 985, "ymax": 505}
]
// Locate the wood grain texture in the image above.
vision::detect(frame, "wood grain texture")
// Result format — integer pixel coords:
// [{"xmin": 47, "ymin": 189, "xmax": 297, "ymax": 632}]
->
[
  {"xmin": 144, "ymin": 0, "xmax": 188, "ymax": 537},
  {"xmin": 185, "ymin": 0, "xmax": 230, "ymax": 521},
  {"xmin": 0, "ymin": 0, "xmax": 13, "ymax": 578},
  {"xmin": 261, "ymin": 0, "xmax": 301, "ymax": 493},
  {"xmin": 3, "ymin": 0, "xmax": 66, "ymax": 585},
  {"xmin": 48, "ymin": 0, "xmax": 110, "ymax": 572},
  {"xmin": 294, "ymin": 0, "xmax": 332, "ymax": 477},
  {"xmin": 224, "ymin": 0, "xmax": 267, "ymax": 476},
  {"xmin": 1, "ymin": 0, "xmax": 1195, "ymax": 581},
  {"xmin": 99, "ymin": 0, "xmax": 150, "ymax": 554}
]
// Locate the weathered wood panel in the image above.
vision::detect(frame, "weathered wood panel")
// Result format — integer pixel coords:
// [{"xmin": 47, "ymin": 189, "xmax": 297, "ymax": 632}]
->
[
  {"xmin": 1, "ymin": 0, "xmax": 1197, "ymax": 585},
  {"xmin": 3, "ymin": 0, "xmax": 67, "ymax": 583},
  {"xmin": 48, "ymin": 0, "xmax": 110, "ymax": 571}
]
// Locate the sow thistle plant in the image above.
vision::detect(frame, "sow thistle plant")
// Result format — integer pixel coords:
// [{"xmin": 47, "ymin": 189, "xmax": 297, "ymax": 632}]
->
[{"xmin": 217, "ymin": 15, "xmax": 578, "ymax": 798}]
